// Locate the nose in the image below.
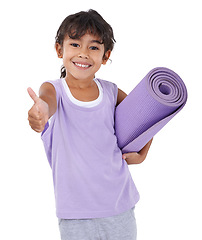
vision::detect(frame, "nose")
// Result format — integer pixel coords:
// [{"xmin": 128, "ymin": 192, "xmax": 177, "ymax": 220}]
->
[{"xmin": 78, "ymin": 47, "xmax": 89, "ymax": 59}]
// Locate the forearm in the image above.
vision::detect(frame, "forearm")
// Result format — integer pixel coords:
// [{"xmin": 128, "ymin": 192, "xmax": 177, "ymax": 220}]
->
[
  {"xmin": 138, "ymin": 138, "xmax": 153, "ymax": 161},
  {"xmin": 123, "ymin": 138, "xmax": 153, "ymax": 165},
  {"xmin": 39, "ymin": 95, "xmax": 57, "ymax": 118}
]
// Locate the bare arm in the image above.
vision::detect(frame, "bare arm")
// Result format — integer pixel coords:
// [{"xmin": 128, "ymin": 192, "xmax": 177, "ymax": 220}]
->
[
  {"xmin": 39, "ymin": 82, "xmax": 57, "ymax": 118},
  {"xmin": 116, "ymin": 88, "xmax": 153, "ymax": 164},
  {"xmin": 116, "ymin": 88, "xmax": 127, "ymax": 107},
  {"xmin": 122, "ymin": 138, "xmax": 153, "ymax": 164}
]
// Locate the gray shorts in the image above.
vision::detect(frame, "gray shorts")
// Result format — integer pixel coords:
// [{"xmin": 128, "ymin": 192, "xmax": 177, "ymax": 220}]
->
[{"xmin": 58, "ymin": 208, "xmax": 137, "ymax": 240}]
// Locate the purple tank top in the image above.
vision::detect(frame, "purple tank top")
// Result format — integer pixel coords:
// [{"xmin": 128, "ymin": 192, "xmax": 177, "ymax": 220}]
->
[{"xmin": 41, "ymin": 78, "xmax": 139, "ymax": 219}]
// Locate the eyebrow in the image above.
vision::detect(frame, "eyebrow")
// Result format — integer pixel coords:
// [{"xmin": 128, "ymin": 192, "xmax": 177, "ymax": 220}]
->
[
  {"xmin": 68, "ymin": 37, "xmax": 103, "ymax": 45},
  {"xmin": 91, "ymin": 40, "xmax": 104, "ymax": 45}
]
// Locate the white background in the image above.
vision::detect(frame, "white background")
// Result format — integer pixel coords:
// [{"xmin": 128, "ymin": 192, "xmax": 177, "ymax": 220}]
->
[{"xmin": 0, "ymin": 0, "xmax": 201, "ymax": 239}]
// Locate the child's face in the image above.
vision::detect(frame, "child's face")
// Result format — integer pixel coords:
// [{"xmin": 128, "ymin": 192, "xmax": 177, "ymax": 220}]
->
[{"xmin": 56, "ymin": 33, "xmax": 111, "ymax": 81}]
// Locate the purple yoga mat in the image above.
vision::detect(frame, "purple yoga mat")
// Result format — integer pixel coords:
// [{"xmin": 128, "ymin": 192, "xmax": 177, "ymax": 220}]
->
[{"xmin": 115, "ymin": 67, "xmax": 188, "ymax": 153}]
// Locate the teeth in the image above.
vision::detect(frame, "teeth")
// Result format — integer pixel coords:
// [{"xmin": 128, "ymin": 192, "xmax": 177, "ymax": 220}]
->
[{"xmin": 74, "ymin": 62, "xmax": 90, "ymax": 68}]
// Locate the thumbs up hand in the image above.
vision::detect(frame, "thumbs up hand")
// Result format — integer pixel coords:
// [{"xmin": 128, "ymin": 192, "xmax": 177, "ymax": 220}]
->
[{"xmin": 27, "ymin": 87, "xmax": 49, "ymax": 133}]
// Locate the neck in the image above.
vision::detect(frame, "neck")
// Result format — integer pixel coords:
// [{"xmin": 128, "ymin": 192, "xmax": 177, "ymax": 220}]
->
[{"xmin": 65, "ymin": 75, "xmax": 95, "ymax": 89}]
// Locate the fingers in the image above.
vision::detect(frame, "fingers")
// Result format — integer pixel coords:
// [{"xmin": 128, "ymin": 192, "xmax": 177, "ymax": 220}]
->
[
  {"xmin": 28, "ymin": 104, "xmax": 40, "ymax": 119},
  {"xmin": 28, "ymin": 113, "xmax": 46, "ymax": 133},
  {"xmin": 27, "ymin": 87, "xmax": 40, "ymax": 104},
  {"xmin": 28, "ymin": 103, "xmax": 45, "ymax": 133},
  {"xmin": 122, "ymin": 152, "xmax": 144, "ymax": 164},
  {"xmin": 122, "ymin": 152, "xmax": 138, "ymax": 160}
]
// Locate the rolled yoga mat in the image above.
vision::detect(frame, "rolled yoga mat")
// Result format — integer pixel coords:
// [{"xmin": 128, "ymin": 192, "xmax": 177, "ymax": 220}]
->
[{"xmin": 115, "ymin": 67, "xmax": 188, "ymax": 153}]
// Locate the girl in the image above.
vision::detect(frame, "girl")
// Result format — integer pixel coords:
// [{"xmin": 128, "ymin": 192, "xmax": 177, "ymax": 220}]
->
[{"xmin": 28, "ymin": 9, "xmax": 152, "ymax": 240}]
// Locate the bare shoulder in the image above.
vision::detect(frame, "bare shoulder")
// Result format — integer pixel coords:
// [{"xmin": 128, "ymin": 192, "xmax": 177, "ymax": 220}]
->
[
  {"xmin": 39, "ymin": 82, "xmax": 56, "ymax": 98},
  {"xmin": 116, "ymin": 88, "xmax": 127, "ymax": 106}
]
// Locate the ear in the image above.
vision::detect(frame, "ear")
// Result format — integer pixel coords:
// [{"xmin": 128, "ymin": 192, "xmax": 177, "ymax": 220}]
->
[
  {"xmin": 102, "ymin": 50, "xmax": 111, "ymax": 65},
  {"xmin": 55, "ymin": 43, "xmax": 63, "ymax": 58}
]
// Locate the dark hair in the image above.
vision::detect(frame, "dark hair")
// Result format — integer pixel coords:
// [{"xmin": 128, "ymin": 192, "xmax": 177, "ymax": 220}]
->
[{"xmin": 55, "ymin": 9, "xmax": 116, "ymax": 78}]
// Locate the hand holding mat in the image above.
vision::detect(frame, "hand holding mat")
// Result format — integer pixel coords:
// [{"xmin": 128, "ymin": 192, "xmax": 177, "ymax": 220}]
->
[{"xmin": 115, "ymin": 67, "xmax": 188, "ymax": 153}]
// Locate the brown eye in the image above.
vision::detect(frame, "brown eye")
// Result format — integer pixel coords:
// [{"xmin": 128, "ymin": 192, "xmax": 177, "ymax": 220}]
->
[
  {"xmin": 90, "ymin": 46, "xmax": 99, "ymax": 50},
  {"xmin": 71, "ymin": 43, "xmax": 80, "ymax": 47}
]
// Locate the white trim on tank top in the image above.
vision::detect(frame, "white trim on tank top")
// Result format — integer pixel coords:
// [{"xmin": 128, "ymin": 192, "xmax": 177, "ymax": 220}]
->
[
  {"xmin": 61, "ymin": 78, "xmax": 103, "ymax": 108},
  {"xmin": 48, "ymin": 78, "xmax": 103, "ymax": 124}
]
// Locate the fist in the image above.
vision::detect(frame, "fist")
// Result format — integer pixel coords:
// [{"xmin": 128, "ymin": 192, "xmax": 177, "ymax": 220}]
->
[{"xmin": 27, "ymin": 87, "xmax": 49, "ymax": 133}]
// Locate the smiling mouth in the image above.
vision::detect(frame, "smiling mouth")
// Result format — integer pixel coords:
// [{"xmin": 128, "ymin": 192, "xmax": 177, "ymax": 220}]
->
[{"xmin": 73, "ymin": 62, "xmax": 92, "ymax": 69}]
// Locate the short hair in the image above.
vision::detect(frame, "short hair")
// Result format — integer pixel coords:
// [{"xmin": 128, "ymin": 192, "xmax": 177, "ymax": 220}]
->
[{"xmin": 55, "ymin": 9, "xmax": 116, "ymax": 78}]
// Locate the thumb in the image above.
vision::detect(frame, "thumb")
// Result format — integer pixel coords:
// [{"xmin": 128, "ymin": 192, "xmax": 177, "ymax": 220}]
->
[
  {"xmin": 122, "ymin": 152, "xmax": 138, "ymax": 160},
  {"xmin": 27, "ymin": 87, "xmax": 40, "ymax": 104}
]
